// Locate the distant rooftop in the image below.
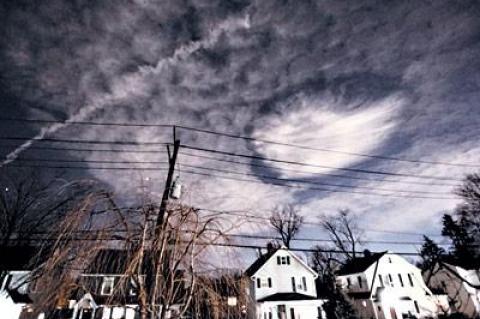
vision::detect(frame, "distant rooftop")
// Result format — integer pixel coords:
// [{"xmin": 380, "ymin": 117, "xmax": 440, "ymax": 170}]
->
[{"xmin": 337, "ymin": 251, "xmax": 387, "ymax": 276}]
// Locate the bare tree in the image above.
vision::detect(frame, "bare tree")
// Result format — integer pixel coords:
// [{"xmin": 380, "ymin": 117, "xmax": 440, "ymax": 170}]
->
[
  {"xmin": 3, "ymin": 170, "xmax": 245, "ymax": 319},
  {"xmin": 320, "ymin": 209, "xmax": 364, "ymax": 262},
  {"xmin": 0, "ymin": 168, "xmax": 92, "ymax": 246},
  {"xmin": 0, "ymin": 168, "xmax": 92, "ymax": 287},
  {"xmin": 25, "ymin": 190, "xmax": 123, "ymax": 317},
  {"xmin": 269, "ymin": 204, "xmax": 303, "ymax": 248},
  {"xmin": 191, "ymin": 270, "xmax": 249, "ymax": 319}
]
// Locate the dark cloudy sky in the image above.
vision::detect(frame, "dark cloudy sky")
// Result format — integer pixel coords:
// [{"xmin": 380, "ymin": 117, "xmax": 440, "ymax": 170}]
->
[{"xmin": 1, "ymin": 0, "xmax": 480, "ymax": 255}]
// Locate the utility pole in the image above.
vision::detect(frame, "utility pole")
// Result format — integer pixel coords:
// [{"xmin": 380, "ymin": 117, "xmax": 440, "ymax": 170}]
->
[
  {"xmin": 149, "ymin": 126, "xmax": 180, "ymax": 319},
  {"xmin": 155, "ymin": 126, "xmax": 180, "ymax": 228}
]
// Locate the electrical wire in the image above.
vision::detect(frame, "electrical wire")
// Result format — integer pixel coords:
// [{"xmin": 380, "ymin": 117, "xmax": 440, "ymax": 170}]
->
[
  {"xmin": 0, "ymin": 136, "xmax": 168, "ymax": 146},
  {"xmin": 9, "ymin": 157, "xmax": 453, "ymax": 195},
  {"xmin": 180, "ymin": 144, "xmax": 462, "ymax": 182},
  {"xmin": 6, "ymin": 162, "xmax": 458, "ymax": 199},
  {"xmin": 175, "ymin": 125, "xmax": 480, "ymax": 168},
  {"xmin": 1, "ymin": 117, "xmax": 477, "ymax": 167}
]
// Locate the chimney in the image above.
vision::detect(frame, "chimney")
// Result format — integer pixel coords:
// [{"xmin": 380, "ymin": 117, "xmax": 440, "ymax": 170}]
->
[
  {"xmin": 266, "ymin": 242, "xmax": 275, "ymax": 253},
  {"xmin": 363, "ymin": 249, "xmax": 372, "ymax": 258}
]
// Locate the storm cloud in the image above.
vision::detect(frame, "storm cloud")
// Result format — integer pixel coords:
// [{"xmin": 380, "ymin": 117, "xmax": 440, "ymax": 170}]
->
[{"xmin": 1, "ymin": 0, "xmax": 480, "ymax": 253}]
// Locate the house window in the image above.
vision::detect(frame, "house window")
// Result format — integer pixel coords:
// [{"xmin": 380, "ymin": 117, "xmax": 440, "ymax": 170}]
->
[
  {"xmin": 290, "ymin": 307, "xmax": 295, "ymax": 319},
  {"xmin": 279, "ymin": 256, "xmax": 290, "ymax": 265},
  {"xmin": 268, "ymin": 278, "xmax": 272, "ymax": 288},
  {"xmin": 346, "ymin": 277, "xmax": 351, "ymax": 288},
  {"xmin": 257, "ymin": 278, "xmax": 261, "ymax": 288},
  {"xmin": 76, "ymin": 309, "xmax": 94, "ymax": 319},
  {"xmin": 378, "ymin": 274, "xmax": 384, "ymax": 287},
  {"xmin": 388, "ymin": 274, "xmax": 393, "ymax": 287},
  {"xmin": 291, "ymin": 277, "xmax": 296, "ymax": 292},
  {"xmin": 357, "ymin": 276, "xmax": 363, "ymax": 288},
  {"xmin": 414, "ymin": 300, "xmax": 420, "ymax": 313},
  {"xmin": 278, "ymin": 305, "xmax": 286, "ymax": 319},
  {"xmin": 101, "ymin": 276, "xmax": 115, "ymax": 295},
  {"xmin": 398, "ymin": 274, "xmax": 404, "ymax": 287},
  {"xmin": 408, "ymin": 274, "xmax": 414, "ymax": 287},
  {"xmin": 302, "ymin": 277, "xmax": 307, "ymax": 291}
]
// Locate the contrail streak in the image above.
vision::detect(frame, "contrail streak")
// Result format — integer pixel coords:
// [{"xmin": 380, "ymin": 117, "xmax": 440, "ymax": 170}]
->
[{"xmin": 1, "ymin": 14, "xmax": 251, "ymax": 167}]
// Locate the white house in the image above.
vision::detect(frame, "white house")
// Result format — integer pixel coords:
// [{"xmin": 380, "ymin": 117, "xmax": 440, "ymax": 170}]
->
[
  {"xmin": 336, "ymin": 251, "xmax": 449, "ymax": 319},
  {"xmin": 1, "ymin": 270, "xmax": 32, "ymax": 319},
  {"xmin": 0, "ymin": 245, "xmax": 39, "ymax": 319},
  {"xmin": 245, "ymin": 245, "xmax": 325, "ymax": 319},
  {"xmin": 427, "ymin": 262, "xmax": 480, "ymax": 318}
]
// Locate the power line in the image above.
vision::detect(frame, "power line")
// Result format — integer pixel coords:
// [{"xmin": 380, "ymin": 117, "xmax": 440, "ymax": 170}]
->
[
  {"xmin": 9, "ymin": 235, "xmax": 424, "ymax": 256},
  {"xmin": 179, "ymin": 163, "xmax": 452, "ymax": 196},
  {"xmin": 0, "ymin": 144, "xmax": 164, "ymax": 154},
  {"xmin": 204, "ymin": 242, "xmax": 421, "ymax": 256},
  {"xmin": 180, "ymin": 144, "xmax": 463, "ymax": 182},
  {"xmin": 179, "ymin": 151, "xmax": 458, "ymax": 188},
  {"xmin": 196, "ymin": 208, "xmax": 444, "ymax": 238},
  {"xmin": 222, "ymin": 232, "xmax": 447, "ymax": 246},
  {"xmin": 0, "ymin": 144, "xmax": 459, "ymax": 187},
  {"xmin": 6, "ymin": 162, "xmax": 457, "ymax": 199},
  {"xmin": 176, "ymin": 125, "xmax": 480, "ymax": 168},
  {"xmin": 1, "ymin": 117, "xmax": 477, "ymax": 168},
  {"xmin": 0, "ymin": 136, "xmax": 168, "ymax": 146},
  {"xmin": 0, "ymin": 117, "xmax": 171, "ymax": 128},
  {"xmin": 15, "ymin": 158, "xmax": 168, "ymax": 165},
  {"xmin": 7, "ymin": 163, "xmax": 170, "ymax": 171},
  {"xmin": 10, "ymin": 228, "xmax": 442, "ymax": 246},
  {"xmin": 10, "ymin": 157, "xmax": 453, "ymax": 195},
  {"xmin": 179, "ymin": 168, "xmax": 457, "ymax": 200}
]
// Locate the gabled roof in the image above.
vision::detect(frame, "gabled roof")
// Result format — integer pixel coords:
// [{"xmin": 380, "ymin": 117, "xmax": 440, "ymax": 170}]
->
[
  {"xmin": 244, "ymin": 248, "xmax": 280, "ymax": 277},
  {"xmin": 337, "ymin": 251, "xmax": 387, "ymax": 276},
  {"xmin": 258, "ymin": 292, "xmax": 318, "ymax": 302},
  {"xmin": 245, "ymin": 246, "xmax": 317, "ymax": 277},
  {"xmin": 85, "ymin": 249, "xmax": 157, "ymax": 274},
  {"xmin": 437, "ymin": 262, "xmax": 480, "ymax": 289}
]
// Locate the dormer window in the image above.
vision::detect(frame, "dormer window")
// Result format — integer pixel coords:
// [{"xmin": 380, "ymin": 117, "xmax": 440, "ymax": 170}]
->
[
  {"xmin": 277, "ymin": 256, "xmax": 290, "ymax": 265},
  {"xmin": 101, "ymin": 276, "xmax": 115, "ymax": 295}
]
